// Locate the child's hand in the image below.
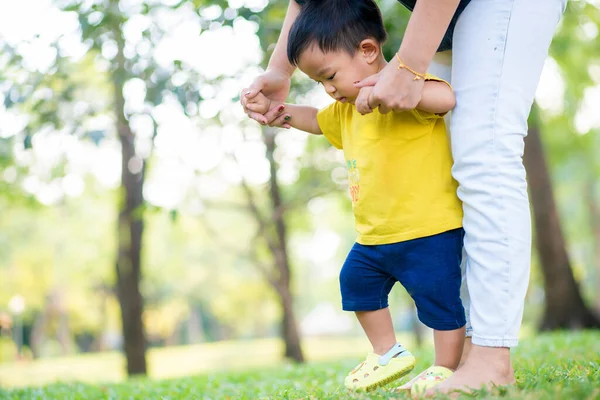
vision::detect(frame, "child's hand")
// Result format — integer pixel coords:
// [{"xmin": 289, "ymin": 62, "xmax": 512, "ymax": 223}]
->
[
  {"xmin": 267, "ymin": 112, "xmax": 292, "ymax": 129},
  {"xmin": 244, "ymin": 91, "xmax": 274, "ymax": 115},
  {"xmin": 355, "ymin": 86, "xmax": 374, "ymax": 115}
]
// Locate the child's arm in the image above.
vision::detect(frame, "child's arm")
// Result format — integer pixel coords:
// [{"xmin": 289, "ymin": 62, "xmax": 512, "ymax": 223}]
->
[
  {"xmin": 417, "ymin": 80, "xmax": 456, "ymax": 114},
  {"xmin": 274, "ymin": 104, "xmax": 323, "ymax": 135},
  {"xmin": 246, "ymin": 92, "xmax": 322, "ymax": 135},
  {"xmin": 356, "ymin": 81, "xmax": 455, "ymax": 115}
]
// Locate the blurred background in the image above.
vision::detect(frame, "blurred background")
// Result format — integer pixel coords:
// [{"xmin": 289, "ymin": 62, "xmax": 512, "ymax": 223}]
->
[{"xmin": 0, "ymin": 0, "xmax": 598, "ymax": 388}]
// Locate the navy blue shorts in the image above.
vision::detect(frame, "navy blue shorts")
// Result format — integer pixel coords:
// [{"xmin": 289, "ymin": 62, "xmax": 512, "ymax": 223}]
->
[{"xmin": 339, "ymin": 228, "xmax": 466, "ymax": 331}]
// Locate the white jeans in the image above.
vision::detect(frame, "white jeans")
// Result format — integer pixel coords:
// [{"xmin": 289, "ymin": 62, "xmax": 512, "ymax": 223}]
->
[{"xmin": 428, "ymin": 0, "xmax": 566, "ymax": 347}]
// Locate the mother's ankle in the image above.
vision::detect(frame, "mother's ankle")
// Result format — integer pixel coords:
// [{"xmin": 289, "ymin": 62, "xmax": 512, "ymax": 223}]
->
[{"xmin": 467, "ymin": 345, "xmax": 513, "ymax": 375}]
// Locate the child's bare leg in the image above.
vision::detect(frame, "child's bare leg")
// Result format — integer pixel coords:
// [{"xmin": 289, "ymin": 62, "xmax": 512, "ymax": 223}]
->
[
  {"xmin": 356, "ymin": 307, "xmax": 397, "ymax": 355},
  {"xmin": 395, "ymin": 326, "xmax": 465, "ymax": 391},
  {"xmin": 434, "ymin": 326, "xmax": 466, "ymax": 370},
  {"xmin": 346, "ymin": 307, "xmax": 415, "ymax": 391}
]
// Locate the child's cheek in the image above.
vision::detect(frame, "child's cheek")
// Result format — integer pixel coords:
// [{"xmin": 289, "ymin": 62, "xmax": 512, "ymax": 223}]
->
[{"xmin": 349, "ymin": 86, "xmax": 362, "ymax": 99}]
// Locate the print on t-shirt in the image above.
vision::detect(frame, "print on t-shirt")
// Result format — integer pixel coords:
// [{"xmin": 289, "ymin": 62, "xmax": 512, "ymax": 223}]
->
[{"xmin": 347, "ymin": 159, "xmax": 360, "ymax": 203}]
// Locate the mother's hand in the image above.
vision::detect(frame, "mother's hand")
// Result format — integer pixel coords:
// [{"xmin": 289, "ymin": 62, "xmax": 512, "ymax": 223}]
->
[
  {"xmin": 354, "ymin": 56, "xmax": 425, "ymax": 114},
  {"xmin": 241, "ymin": 69, "xmax": 291, "ymax": 125}
]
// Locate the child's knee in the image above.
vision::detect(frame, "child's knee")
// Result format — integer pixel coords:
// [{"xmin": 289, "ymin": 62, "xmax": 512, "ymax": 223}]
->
[{"xmin": 414, "ymin": 295, "xmax": 466, "ymax": 331}]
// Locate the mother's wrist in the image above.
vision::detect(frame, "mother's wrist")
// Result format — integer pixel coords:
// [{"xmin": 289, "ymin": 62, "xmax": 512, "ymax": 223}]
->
[
  {"xmin": 395, "ymin": 53, "xmax": 427, "ymax": 81},
  {"xmin": 395, "ymin": 48, "xmax": 431, "ymax": 75}
]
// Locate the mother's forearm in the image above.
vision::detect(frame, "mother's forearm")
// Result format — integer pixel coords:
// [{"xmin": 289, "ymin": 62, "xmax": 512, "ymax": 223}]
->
[
  {"xmin": 397, "ymin": 0, "xmax": 460, "ymax": 72},
  {"xmin": 267, "ymin": 0, "xmax": 302, "ymax": 78}
]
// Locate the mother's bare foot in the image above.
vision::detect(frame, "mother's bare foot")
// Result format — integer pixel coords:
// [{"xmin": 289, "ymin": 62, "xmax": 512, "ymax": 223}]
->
[
  {"xmin": 426, "ymin": 345, "xmax": 515, "ymax": 396},
  {"xmin": 393, "ymin": 367, "xmax": 431, "ymax": 392}
]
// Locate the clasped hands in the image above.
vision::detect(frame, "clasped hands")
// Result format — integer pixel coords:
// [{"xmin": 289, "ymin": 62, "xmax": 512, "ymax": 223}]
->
[{"xmin": 241, "ymin": 60, "xmax": 424, "ymax": 128}]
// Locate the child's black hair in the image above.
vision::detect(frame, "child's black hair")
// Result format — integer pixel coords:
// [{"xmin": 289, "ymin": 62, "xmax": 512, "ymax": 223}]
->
[{"xmin": 287, "ymin": 0, "xmax": 387, "ymax": 66}]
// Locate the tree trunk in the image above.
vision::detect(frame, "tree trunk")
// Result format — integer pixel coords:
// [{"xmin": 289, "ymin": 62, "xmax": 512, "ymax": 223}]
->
[
  {"xmin": 523, "ymin": 109, "xmax": 600, "ymax": 330},
  {"xmin": 263, "ymin": 129, "xmax": 305, "ymax": 363},
  {"xmin": 587, "ymin": 180, "xmax": 600, "ymax": 311},
  {"xmin": 111, "ymin": 0, "xmax": 148, "ymax": 375},
  {"xmin": 29, "ymin": 312, "xmax": 46, "ymax": 359}
]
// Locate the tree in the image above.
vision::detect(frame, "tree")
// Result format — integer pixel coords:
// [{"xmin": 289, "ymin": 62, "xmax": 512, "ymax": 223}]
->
[
  {"xmin": 524, "ymin": 107, "xmax": 600, "ymax": 330},
  {"xmin": 231, "ymin": 128, "xmax": 305, "ymax": 362},
  {"xmin": 263, "ymin": 128, "xmax": 305, "ymax": 361},
  {"xmin": 2, "ymin": 0, "xmax": 225, "ymax": 374},
  {"xmin": 62, "ymin": 0, "xmax": 226, "ymax": 374},
  {"xmin": 109, "ymin": 0, "xmax": 149, "ymax": 374},
  {"xmin": 589, "ymin": 178, "xmax": 600, "ymax": 311},
  {"xmin": 540, "ymin": 0, "xmax": 600, "ymax": 315}
]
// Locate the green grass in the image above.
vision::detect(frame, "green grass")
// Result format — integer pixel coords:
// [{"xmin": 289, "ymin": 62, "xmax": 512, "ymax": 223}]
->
[
  {"xmin": 0, "ymin": 331, "xmax": 599, "ymax": 399},
  {"xmin": 0, "ymin": 336, "xmax": 384, "ymax": 388}
]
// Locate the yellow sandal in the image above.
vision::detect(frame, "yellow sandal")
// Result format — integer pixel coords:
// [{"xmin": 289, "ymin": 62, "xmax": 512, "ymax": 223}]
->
[
  {"xmin": 344, "ymin": 343, "xmax": 416, "ymax": 392},
  {"xmin": 410, "ymin": 365, "xmax": 454, "ymax": 396}
]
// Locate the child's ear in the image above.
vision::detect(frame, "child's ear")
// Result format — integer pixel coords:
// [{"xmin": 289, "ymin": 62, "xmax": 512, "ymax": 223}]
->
[{"xmin": 359, "ymin": 39, "xmax": 380, "ymax": 64}]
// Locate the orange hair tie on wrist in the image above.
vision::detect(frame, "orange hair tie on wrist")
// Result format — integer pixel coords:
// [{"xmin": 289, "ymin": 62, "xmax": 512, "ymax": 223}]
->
[{"xmin": 395, "ymin": 53, "xmax": 426, "ymax": 81}]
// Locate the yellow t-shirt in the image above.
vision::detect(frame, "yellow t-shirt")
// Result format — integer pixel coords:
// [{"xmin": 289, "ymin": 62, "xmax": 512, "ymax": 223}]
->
[{"xmin": 316, "ymin": 84, "xmax": 463, "ymax": 245}]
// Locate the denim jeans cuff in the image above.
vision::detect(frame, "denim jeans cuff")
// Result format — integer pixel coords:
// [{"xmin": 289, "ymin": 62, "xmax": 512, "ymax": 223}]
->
[{"xmin": 471, "ymin": 335, "xmax": 518, "ymax": 348}]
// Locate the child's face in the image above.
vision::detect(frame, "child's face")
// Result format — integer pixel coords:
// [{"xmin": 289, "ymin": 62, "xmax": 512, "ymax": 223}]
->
[{"xmin": 297, "ymin": 42, "xmax": 380, "ymax": 104}]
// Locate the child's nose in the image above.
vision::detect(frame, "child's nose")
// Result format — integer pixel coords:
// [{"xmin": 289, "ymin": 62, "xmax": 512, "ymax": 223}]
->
[{"xmin": 325, "ymin": 84, "xmax": 336, "ymax": 94}]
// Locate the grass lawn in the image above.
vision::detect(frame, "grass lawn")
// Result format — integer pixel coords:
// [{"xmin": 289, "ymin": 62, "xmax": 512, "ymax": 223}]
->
[{"xmin": 0, "ymin": 331, "xmax": 598, "ymax": 399}]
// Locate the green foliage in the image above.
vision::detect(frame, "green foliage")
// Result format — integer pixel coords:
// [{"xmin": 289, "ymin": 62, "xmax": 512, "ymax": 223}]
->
[
  {"xmin": 0, "ymin": 331, "xmax": 598, "ymax": 399},
  {"xmin": 0, "ymin": 338, "xmax": 18, "ymax": 363},
  {"xmin": 0, "ymin": 0, "xmax": 292, "ymax": 352},
  {"xmin": 380, "ymin": 0, "xmax": 411, "ymax": 60},
  {"xmin": 536, "ymin": 0, "xmax": 600, "ymax": 304},
  {"xmin": 0, "ymin": 188, "xmax": 118, "ymax": 335}
]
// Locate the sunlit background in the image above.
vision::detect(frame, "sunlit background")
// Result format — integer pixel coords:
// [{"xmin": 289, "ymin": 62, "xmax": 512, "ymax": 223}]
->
[{"xmin": 0, "ymin": 0, "xmax": 599, "ymax": 390}]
